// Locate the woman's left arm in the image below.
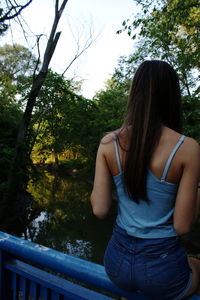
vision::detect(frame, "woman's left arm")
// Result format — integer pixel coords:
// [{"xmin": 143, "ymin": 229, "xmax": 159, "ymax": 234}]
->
[
  {"xmin": 195, "ymin": 181, "xmax": 200, "ymax": 221},
  {"xmin": 90, "ymin": 143, "xmax": 112, "ymax": 219}
]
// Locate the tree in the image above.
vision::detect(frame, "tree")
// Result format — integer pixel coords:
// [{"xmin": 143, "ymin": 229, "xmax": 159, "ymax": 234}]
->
[
  {"xmin": 29, "ymin": 70, "xmax": 79, "ymax": 165},
  {"xmin": 30, "ymin": 70, "xmax": 96, "ymax": 167},
  {"xmin": 78, "ymin": 76, "xmax": 128, "ymax": 168},
  {"xmin": 0, "ymin": 1, "xmax": 33, "ymax": 36},
  {"xmin": 6, "ymin": 0, "xmax": 69, "ymax": 224},
  {"xmin": 0, "ymin": 8, "xmax": 8, "ymax": 35},
  {"xmin": 93, "ymin": 78, "xmax": 127, "ymax": 130},
  {"xmin": 0, "ymin": 97, "xmax": 22, "ymax": 182},
  {"xmin": 118, "ymin": 0, "xmax": 199, "ymax": 89},
  {"xmin": 117, "ymin": 0, "xmax": 200, "ymax": 141},
  {"xmin": 0, "ymin": 96, "xmax": 22, "ymax": 227},
  {"xmin": 0, "ymin": 1, "xmax": 33, "ymax": 23},
  {"xmin": 0, "ymin": 44, "xmax": 38, "ymax": 102}
]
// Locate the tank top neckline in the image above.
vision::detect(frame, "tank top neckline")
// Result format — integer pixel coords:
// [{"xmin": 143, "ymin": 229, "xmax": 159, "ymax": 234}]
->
[{"xmin": 113, "ymin": 133, "xmax": 185, "ymax": 185}]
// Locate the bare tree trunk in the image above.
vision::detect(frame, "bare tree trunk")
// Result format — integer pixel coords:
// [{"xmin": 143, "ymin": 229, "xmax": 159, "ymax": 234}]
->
[
  {"xmin": 5, "ymin": 0, "xmax": 69, "ymax": 225},
  {"xmin": 18, "ymin": 0, "xmax": 68, "ymax": 147}
]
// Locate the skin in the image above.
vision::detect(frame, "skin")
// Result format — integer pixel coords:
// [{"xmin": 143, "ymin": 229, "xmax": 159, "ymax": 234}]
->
[{"xmin": 90, "ymin": 125, "xmax": 200, "ymax": 298}]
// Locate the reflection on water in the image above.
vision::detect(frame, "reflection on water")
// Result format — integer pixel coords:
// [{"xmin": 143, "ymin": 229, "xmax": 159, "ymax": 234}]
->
[
  {"xmin": 21, "ymin": 167, "xmax": 200, "ymax": 264},
  {"xmin": 28, "ymin": 211, "xmax": 93, "ymax": 260},
  {"xmin": 26, "ymin": 168, "xmax": 116, "ymax": 264}
]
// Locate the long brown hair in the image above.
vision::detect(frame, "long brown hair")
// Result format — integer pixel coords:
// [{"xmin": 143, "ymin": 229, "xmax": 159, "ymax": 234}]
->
[{"xmin": 119, "ymin": 60, "xmax": 182, "ymax": 203}]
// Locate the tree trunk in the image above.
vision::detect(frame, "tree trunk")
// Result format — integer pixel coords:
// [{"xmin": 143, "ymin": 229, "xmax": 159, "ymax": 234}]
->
[
  {"xmin": 54, "ymin": 152, "xmax": 59, "ymax": 168},
  {"xmin": 5, "ymin": 0, "xmax": 69, "ymax": 227}
]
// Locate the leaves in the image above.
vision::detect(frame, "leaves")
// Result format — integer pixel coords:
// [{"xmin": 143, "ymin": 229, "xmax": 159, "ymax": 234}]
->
[
  {"xmin": 0, "ymin": 44, "xmax": 38, "ymax": 103},
  {"xmin": 117, "ymin": 0, "xmax": 200, "ymax": 140}
]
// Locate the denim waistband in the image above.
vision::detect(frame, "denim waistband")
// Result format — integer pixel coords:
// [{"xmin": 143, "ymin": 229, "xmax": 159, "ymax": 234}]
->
[{"xmin": 113, "ymin": 223, "xmax": 180, "ymax": 250}]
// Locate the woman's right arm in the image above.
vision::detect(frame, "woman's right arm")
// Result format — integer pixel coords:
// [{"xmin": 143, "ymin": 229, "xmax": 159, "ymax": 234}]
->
[
  {"xmin": 173, "ymin": 139, "xmax": 200, "ymax": 236},
  {"xmin": 90, "ymin": 142, "xmax": 112, "ymax": 219}
]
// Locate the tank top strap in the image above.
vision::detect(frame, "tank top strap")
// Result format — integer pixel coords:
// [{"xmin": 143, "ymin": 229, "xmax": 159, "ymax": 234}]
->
[
  {"xmin": 113, "ymin": 133, "xmax": 122, "ymax": 174},
  {"xmin": 161, "ymin": 135, "xmax": 185, "ymax": 182}
]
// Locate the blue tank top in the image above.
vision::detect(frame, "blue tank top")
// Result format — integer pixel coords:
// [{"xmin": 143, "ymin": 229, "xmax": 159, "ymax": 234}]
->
[{"xmin": 113, "ymin": 134, "xmax": 185, "ymax": 238}]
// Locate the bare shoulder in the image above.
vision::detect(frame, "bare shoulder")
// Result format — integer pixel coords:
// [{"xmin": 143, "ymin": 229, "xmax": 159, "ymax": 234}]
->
[
  {"xmin": 162, "ymin": 127, "xmax": 200, "ymax": 167},
  {"xmin": 183, "ymin": 136, "xmax": 200, "ymax": 153},
  {"xmin": 181, "ymin": 136, "xmax": 200, "ymax": 165},
  {"xmin": 164, "ymin": 126, "xmax": 199, "ymax": 154},
  {"xmin": 97, "ymin": 132, "xmax": 116, "ymax": 157},
  {"xmin": 100, "ymin": 132, "xmax": 115, "ymax": 144},
  {"xmin": 100, "ymin": 129, "xmax": 122, "ymax": 150}
]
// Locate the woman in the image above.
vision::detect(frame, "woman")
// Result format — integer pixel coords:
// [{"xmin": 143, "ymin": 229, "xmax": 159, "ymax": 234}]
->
[{"xmin": 90, "ymin": 60, "xmax": 200, "ymax": 300}]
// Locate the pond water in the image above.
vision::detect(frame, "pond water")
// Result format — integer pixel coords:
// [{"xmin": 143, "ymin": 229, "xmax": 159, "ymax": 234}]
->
[
  {"xmin": 26, "ymin": 167, "xmax": 116, "ymax": 265},
  {"xmin": 23, "ymin": 167, "xmax": 200, "ymax": 265}
]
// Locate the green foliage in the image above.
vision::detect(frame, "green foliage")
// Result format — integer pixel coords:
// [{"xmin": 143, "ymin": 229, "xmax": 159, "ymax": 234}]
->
[
  {"xmin": 118, "ymin": 0, "xmax": 199, "ymax": 74},
  {"xmin": 0, "ymin": 96, "xmax": 22, "ymax": 200},
  {"xmin": 0, "ymin": 44, "xmax": 38, "ymax": 103},
  {"xmin": 182, "ymin": 95, "xmax": 200, "ymax": 143},
  {"xmin": 92, "ymin": 78, "xmax": 128, "ymax": 133},
  {"xmin": 0, "ymin": 44, "xmax": 39, "ymax": 221},
  {"xmin": 30, "ymin": 70, "xmax": 95, "ymax": 166},
  {"xmin": 30, "ymin": 69, "xmax": 128, "ymax": 169},
  {"xmin": 117, "ymin": 0, "xmax": 200, "ymax": 141},
  {"xmin": 0, "ymin": 43, "xmax": 39, "ymax": 200}
]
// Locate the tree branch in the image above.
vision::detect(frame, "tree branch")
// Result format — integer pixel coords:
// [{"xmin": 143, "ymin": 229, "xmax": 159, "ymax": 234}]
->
[
  {"xmin": 41, "ymin": 0, "xmax": 68, "ymax": 73},
  {"xmin": 0, "ymin": 0, "xmax": 33, "ymax": 22},
  {"xmin": 62, "ymin": 18, "xmax": 100, "ymax": 76}
]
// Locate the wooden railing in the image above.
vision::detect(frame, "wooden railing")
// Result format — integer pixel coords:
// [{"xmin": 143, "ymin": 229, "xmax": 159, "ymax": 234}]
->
[{"xmin": 0, "ymin": 231, "xmax": 199, "ymax": 300}]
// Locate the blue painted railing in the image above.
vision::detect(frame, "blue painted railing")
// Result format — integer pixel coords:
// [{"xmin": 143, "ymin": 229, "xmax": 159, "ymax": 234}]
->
[{"xmin": 0, "ymin": 231, "xmax": 199, "ymax": 300}]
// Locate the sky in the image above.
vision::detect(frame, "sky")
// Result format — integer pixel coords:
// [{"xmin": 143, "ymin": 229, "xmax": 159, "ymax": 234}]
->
[{"xmin": 1, "ymin": 0, "xmax": 139, "ymax": 98}]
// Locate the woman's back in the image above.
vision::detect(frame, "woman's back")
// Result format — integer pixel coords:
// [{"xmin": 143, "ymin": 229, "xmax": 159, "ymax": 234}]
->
[
  {"xmin": 98, "ymin": 125, "xmax": 199, "ymax": 237},
  {"xmin": 104, "ymin": 126, "xmax": 185, "ymax": 184},
  {"xmin": 100, "ymin": 127, "xmax": 181, "ymax": 237}
]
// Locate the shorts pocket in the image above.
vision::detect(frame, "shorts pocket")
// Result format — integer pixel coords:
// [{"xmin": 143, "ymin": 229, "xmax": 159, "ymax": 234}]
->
[
  {"xmin": 142, "ymin": 245, "xmax": 188, "ymax": 288},
  {"xmin": 104, "ymin": 235, "xmax": 125, "ymax": 278}
]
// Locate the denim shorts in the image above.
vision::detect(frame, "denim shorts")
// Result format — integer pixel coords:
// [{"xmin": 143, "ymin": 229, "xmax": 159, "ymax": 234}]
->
[{"xmin": 104, "ymin": 224, "xmax": 192, "ymax": 300}]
